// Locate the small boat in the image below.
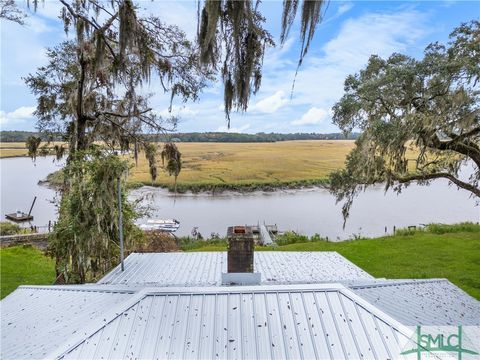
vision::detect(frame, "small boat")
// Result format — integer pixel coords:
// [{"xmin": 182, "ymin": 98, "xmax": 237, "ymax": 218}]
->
[{"xmin": 139, "ymin": 219, "xmax": 180, "ymax": 232}]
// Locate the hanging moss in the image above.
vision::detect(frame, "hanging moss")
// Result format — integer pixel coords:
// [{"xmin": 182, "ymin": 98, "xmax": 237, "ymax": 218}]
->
[
  {"xmin": 48, "ymin": 149, "xmax": 145, "ymax": 283},
  {"xmin": 25, "ymin": 136, "xmax": 42, "ymax": 161}
]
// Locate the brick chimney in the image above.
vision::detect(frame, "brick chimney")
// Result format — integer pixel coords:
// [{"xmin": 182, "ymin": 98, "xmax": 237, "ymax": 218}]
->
[
  {"xmin": 222, "ymin": 225, "xmax": 260, "ymax": 285},
  {"xmin": 227, "ymin": 226, "xmax": 254, "ymax": 273}
]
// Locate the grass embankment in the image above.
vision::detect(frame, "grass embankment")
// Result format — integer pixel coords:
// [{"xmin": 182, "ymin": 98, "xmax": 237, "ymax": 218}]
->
[
  {"xmin": 0, "ymin": 245, "xmax": 56, "ymax": 299},
  {"xmin": 184, "ymin": 223, "xmax": 480, "ymax": 299},
  {"xmin": 127, "ymin": 141, "xmax": 356, "ymax": 191}
]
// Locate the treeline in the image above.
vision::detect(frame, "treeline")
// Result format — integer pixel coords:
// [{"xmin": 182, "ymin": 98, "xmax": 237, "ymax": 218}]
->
[
  {"xmin": 1, "ymin": 130, "xmax": 359, "ymax": 143},
  {"xmin": 153, "ymin": 132, "xmax": 359, "ymax": 142}
]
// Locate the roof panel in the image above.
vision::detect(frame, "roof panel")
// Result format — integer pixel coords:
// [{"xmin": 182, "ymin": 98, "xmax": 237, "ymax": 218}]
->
[
  {"xmin": 350, "ymin": 279, "xmax": 480, "ymax": 326},
  {"xmin": 50, "ymin": 284, "xmax": 414, "ymax": 360},
  {"xmin": 0, "ymin": 286, "xmax": 134, "ymax": 360},
  {"xmin": 98, "ymin": 252, "xmax": 373, "ymax": 286}
]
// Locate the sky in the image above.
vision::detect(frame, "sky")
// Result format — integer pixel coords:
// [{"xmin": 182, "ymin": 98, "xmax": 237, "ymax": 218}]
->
[{"xmin": 0, "ymin": 0, "xmax": 479, "ymax": 134}]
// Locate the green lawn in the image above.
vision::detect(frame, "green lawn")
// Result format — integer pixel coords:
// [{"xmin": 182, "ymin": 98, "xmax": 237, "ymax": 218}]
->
[
  {"xmin": 0, "ymin": 245, "xmax": 56, "ymax": 299},
  {"xmin": 265, "ymin": 232, "xmax": 480, "ymax": 299},
  {"xmin": 188, "ymin": 227, "xmax": 480, "ymax": 300}
]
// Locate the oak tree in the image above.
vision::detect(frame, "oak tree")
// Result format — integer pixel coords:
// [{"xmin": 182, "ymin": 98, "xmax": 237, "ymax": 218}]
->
[{"xmin": 330, "ymin": 21, "xmax": 480, "ymax": 220}]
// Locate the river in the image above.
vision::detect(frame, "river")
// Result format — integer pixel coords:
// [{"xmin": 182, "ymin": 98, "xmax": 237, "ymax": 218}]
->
[{"xmin": 1, "ymin": 156, "xmax": 478, "ymax": 239}]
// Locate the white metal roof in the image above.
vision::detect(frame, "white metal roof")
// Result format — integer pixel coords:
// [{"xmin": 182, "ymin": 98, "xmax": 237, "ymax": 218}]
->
[
  {"xmin": 0, "ymin": 285, "xmax": 135, "ymax": 360},
  {"xmin": 98, "ymin": 251, "xmax": 374, "ymax": 286},
  {"xmin": 49, "ymin": 284, "xmax": 415, "ymax": 360},
  {"xmin": 350, "ymin": 279, "xmax": 480, "ymax": 326}
]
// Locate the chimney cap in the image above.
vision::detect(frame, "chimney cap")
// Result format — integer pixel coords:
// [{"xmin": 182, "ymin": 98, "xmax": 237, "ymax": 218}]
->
[{"xmin": 227, "ymin": 226, "xmax": 253, "ymax": 237}]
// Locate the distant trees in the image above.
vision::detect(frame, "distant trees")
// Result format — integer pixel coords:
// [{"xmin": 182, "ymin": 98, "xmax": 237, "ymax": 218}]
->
[
  {"xmin": 1, "ymin": 130, "xmax": 359, "ymax": 143},
  {"xmin": 330, "ymin": 21, "xmax": 480, "ymax": 220}
]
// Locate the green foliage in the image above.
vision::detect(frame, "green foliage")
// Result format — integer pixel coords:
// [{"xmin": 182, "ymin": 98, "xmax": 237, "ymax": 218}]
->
[
  {"xmin": 0, "ymin": 222, "xmax": 22, "ymax": 236},
  {"xmin": 274, "ymin": 232, "xmax": 327, "ymax": 246},
  {"xmin": 330, "ymin": 21, "xmax": 480, "ymax": 220},
  {"xmin": 395, "ymin": 222, "xmax": 480, "ymax": 236},
  {"xmin": 426, "ymin": 222, "xmax": 480, "ymax": 234},
  {"xmin": 177, "ymin": 237, "xmax": 227, "ymax": 251},
  {"xmin": 0, "ymin": 245, "xmax": 56, "ymax": 299},
  {"xmin": 48, "ymin": 149, "xmax": 144, "ymax": 283}
]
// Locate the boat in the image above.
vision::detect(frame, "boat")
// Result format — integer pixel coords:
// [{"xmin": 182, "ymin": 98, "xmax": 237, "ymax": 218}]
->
[{"xmin": 139, "ymin": 219, "xmax": 180, "ymax": 232}]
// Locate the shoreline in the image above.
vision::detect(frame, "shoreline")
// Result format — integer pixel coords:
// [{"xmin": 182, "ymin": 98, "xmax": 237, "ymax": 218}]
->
[
  {"xmin": 41, "ymin": 168, "xmax": 331, "ymax": 194},
  {"xmin": 127, "ymin": 178, "xmax": 331, "ymax": 194}
]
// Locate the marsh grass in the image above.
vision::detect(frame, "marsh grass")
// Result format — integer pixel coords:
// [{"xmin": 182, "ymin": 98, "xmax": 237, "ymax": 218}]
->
[
  {"xmin": 128, "ymin": 140, "xmax": 356, "ymax": 190},
  {"xmin": 0, "ymin": 142, "xmax": 68, "ymax": 158}
]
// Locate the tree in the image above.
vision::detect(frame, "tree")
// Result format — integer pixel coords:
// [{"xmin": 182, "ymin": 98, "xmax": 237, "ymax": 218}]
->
[
  {"xmin": 330, "ymin": 20, "xmax": 480, "ymax": 220},
  {"xmin": 0, "ymin": 0, "xmax": 26, "ymax": 25},
  {"xmin": 25, "ymin": 0, "xmax": 327, "ymax": 282},
  {"xmin": 25, "ymin": 0, "xmax": 207, "ymax": 282}
]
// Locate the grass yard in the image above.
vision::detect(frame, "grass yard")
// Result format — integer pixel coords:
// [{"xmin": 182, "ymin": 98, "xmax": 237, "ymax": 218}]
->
[
  {"xmin": 0, "ymin": 246, "xmax": 56, "ymax": 299},
  {"xmin": 187, "ymin": 224, "xmax": 480, "ymax": 299},
  {"xmin": 128, "ymin": 140, "xmax": 356, "ymax": 190}
]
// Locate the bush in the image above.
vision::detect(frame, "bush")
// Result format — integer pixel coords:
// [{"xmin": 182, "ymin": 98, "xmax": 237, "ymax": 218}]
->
[
  {"xmin": 275, "ymin": 231, "xmax": 328, "ymax": 246},
  {"xmin": 0, "ymin": 222, "xmax": 22, "ymax": 236},
  {"xmin": 394, "ymin": 222, "xmax": 480, "ymax": 236},
  {"xmin": 177, "ymin": 236, "xmax": 227, "ymax": 251},
  {"xmin": 426, "ymin": 222, "xmax": 480, "ymax": 234}
]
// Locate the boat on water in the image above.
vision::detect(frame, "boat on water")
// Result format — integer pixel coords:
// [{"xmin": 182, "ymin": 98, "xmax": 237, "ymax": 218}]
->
[{"xmin": 139, "ymin": 219, "xmax": 180, "ymax": 232}]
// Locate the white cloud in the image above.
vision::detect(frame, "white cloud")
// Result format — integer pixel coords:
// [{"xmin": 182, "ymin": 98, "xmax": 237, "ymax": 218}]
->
[
  {"xmin": 138, "ymin": 1, "xmax": 197, "ymax": 40},
  {"xmin": 337, "ymin": 3, "xmax": 354, "ymax": 16},
  {"xmin": 0, "ymin": 106, "xmax": 36, "ymax": 128},
  {"xmin": 251, "ymin": 90, "xmax": 289, "ymax": 114},
  {"xmin": 156, "ymin": 106, "xmax": 198, "ymax": 118},
  {"xmin": 253, "ymin": 9, "xmax": 430, "ymax": 132},
  {"xmin": 291, "ymin": 107, "xmax": 329, "ymax": 126},
  {"xmin": 216, "ymin": 123, "xmax": 251, "ymax": 133}
]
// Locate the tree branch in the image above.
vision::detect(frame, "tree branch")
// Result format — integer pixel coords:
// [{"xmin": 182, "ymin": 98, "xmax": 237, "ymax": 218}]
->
[
  {"xmin": 394, "ymin": 172, "xmax": 480, "ymax": 197},
  {"xmin": 429, "ymin": 132, "xmax": 480, "ymax": 169}
]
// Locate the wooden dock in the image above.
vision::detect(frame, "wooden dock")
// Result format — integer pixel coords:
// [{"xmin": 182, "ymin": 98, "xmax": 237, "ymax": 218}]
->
[
  {"xmin": 4, "ymin": 196, "xmax": 36, "ymax": 222},
  {"xmin": 5, "ymin": 212, "xmax": 33, "ymax": 222}
]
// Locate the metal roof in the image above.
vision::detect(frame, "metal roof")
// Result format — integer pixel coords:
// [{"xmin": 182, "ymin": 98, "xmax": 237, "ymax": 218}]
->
[
  {"xmin": 49, "ymin": 284, "xmax": 415, "ymax": 360},
  {"xmin": 350, "ymin": 279, "xmax": 480, "ymax": 326},
  {"xmin": 98, "ymin": 251, "xmax": 374, "ymax": 286},
  {"xmin": 0, "ymin": 285, "xmax": 135, "ymax": 360}
]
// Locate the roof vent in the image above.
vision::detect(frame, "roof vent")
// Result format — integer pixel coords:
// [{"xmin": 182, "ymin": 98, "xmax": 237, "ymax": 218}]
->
[{"xmin": 222, "ymin": 226, "xmax": 261, "ymax": 285}]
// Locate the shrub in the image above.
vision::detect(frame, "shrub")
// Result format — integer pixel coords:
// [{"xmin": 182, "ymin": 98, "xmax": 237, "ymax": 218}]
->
[{"xmin": 0, "ymin": 222, "xmax": 22, "ymax": 236}]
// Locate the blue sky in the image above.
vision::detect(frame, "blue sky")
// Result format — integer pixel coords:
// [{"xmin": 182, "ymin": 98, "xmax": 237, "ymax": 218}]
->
[{"xmin": 0, "ymin": 0, "xmax": 479, "ymax": 133}]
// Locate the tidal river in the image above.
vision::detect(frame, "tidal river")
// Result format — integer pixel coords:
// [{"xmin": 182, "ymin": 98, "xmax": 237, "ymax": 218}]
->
[{"xmin": 1, "ymin": 156, "xmax": 478, "ymax": 239}]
